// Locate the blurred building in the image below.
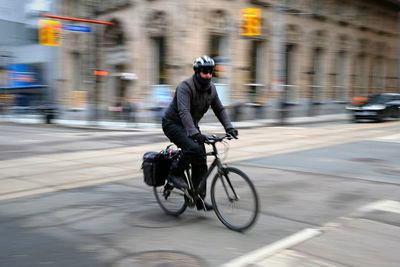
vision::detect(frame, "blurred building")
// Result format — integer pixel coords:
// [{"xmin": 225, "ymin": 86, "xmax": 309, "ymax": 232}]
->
[
  {"xmin": 0, "ymin": 0, "xmax": 60, "ymax": 110},
  {"xmin": 58, "ymin": 0, "xmax": 400, "ymax": 121}
]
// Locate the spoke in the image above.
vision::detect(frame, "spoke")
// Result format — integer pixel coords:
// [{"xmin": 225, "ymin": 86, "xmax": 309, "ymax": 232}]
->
[{"xmin": 211, "ymin": 167, "xmax": 259, "ymax": 231}]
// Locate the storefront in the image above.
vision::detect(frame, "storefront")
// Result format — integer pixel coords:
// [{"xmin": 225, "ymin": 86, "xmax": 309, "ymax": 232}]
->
[{"xmin": 1, "ymin": 64, "xmax": 48, "ymax": 110}]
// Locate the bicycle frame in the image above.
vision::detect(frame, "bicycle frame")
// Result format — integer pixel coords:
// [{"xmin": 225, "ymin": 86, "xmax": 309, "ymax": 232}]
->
[
  {"xmin": 156, "ymin": 134, "xmax": 259, "ymax": 231},
  {"xmin": 186, "ymin": 141, "xmax": 225, "ymax": 200},
  {"xmin": 153, "ymin": 135, "xmax": 259, "ymax": 232}
]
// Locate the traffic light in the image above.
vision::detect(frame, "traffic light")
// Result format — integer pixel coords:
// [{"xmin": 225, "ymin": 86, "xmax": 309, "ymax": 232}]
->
[
  {"xmin": 240, "ymin": 9, "xmax": 261, "ymax": 36},
  {"xmin": 39, "ymin": 19, "xmax": 61, "ymax": 46}
]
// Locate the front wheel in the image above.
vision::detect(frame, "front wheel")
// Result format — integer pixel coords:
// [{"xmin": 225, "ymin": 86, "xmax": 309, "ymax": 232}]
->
[
  {"xmin": 154, "ymin": 182, "xmax": 187, "ymax": 216},
  {"xmin": 211, "ymin": 167, "xmax": 259, "ymax": 232}
]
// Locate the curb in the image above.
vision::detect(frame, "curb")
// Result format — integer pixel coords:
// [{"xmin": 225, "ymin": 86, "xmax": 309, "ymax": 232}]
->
[{"xmin": 0, "ymin": 114, "xmax": 349, "ymax": 132}]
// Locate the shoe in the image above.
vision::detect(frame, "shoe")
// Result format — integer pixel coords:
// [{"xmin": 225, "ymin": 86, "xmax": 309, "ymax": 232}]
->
[
  {"xmin": 196, "ymin": 199, "xmax": 213, "ymax": 211},
  {"xmin": 162, "ymin": 184, "xmax": 173, "ymax": 199},
  {"xmin": 168, "ymin": 174, "xmax": 188, "ymax": 190}
]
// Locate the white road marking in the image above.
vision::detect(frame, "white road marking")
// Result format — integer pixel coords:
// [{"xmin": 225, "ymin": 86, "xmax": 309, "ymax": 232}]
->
[
  {"xmin": 221, "ymin": 200, "xmax": 400, "ymax": 267},
  {"xmin": 219, "ymin": 228, "xmax": 321, "ymax": 267},
  {"xmin": 373, "ymin": 134, "xmax": 400, "ymax": 143},
  {"xmin": 358, "ymin": 200, "xmax": 400, "ymax": 214}
]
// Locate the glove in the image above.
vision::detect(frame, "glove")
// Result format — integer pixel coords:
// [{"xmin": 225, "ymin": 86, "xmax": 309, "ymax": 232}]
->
[
  {"xmin": 191, "ymin": 133, "xmax": 206, "ymax": 143},
  {"xmin": 226, "ymin": 128, "xmax": 238, "ymax": 139}
]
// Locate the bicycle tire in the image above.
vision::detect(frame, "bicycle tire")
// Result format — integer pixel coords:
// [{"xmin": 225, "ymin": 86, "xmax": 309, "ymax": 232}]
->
[
  {"xmin": 211, "ymin": 167, "xmax": 259, "ymax": 232},
  {"xmin": 153, "ymin": 182, "xmax": 187, "ymax": 216}
]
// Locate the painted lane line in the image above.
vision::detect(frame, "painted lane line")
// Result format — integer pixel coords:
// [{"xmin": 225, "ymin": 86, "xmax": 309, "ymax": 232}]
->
[
  {"xmin": 358, "ymin": 200, "xmax": 400, "ymax": 214},
  {"xmin": 221, "ymin": 200, "xmax": 400, "ymax": 267},
  {"xmin": 220, "ymin": 228, "xmax": 321, "ymax": 267},
  {"xmin": 372, "ymin": 134, "xmax": 400, "ymax": 143}
]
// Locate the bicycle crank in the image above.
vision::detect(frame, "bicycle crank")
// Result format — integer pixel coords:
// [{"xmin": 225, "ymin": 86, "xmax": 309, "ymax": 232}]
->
[{"xmin": 183, "ymin": 189, "xmax": 195, "ymax": 207}]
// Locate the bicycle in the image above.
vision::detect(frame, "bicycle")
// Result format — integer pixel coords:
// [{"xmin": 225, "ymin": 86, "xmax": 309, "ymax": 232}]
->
[{"xmin": 153, "ymin": 134, "xmax": 259, "ymax": 232}]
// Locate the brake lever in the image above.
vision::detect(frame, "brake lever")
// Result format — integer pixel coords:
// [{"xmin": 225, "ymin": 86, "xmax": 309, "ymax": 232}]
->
[
  {"xmin": 226, "ymin": 134, "xmax": 233, "ymax": 140},
  {"xmin": 226, "ymin": 133, "xmax": 238, "ymax": 140}
]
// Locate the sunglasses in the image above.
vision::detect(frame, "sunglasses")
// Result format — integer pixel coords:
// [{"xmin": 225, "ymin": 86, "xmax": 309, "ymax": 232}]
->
[{"xmin": 200, "ymin": 68, "xmax": 214, "ymax": 74}]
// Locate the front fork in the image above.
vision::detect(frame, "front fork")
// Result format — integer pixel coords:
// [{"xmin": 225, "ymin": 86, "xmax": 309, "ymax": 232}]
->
[{"xmin": 218, "ymin": 167, "xmax": 239, "ymax": 202}]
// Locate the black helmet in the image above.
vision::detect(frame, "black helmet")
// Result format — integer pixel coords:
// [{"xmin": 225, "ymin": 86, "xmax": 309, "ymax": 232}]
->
[{"xmin": 193, "ymin": 55, "xmax": 215, "ymax": 72}]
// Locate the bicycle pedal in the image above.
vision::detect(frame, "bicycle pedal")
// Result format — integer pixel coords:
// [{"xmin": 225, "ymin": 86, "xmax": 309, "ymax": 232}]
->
[
  {"xmin": 163, "ymin": 190, "xmax": 171, "ymax": 200},
  {"xmin": 162, "ymin": 186, "xmax": 172, "ymax": 199},
  {"xmin": 183, "ymin": 189, "xmax": 195, "ymax": 207}
]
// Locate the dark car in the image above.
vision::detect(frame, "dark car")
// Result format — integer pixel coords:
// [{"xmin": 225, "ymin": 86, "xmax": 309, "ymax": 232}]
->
[{"xmin": 346, "ymin": 93, "xmax": 400, "ymax": 122}]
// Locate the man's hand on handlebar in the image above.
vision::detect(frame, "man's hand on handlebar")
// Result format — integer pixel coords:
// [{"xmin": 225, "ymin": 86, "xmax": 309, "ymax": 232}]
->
[
  {"xmin": 226, "ymin": 128, "xmax": 239, "ymax": 139},
  {"xmin": 191, "ymin": 133, "xmax": 207, "ymax": 144}
]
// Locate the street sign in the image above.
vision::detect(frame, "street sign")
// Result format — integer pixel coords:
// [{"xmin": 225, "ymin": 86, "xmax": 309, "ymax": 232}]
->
[
  {"xmin": 62, "ymin": 24, "xmax": 92, "ymax": 32},
  {"xmin": 38, "ymin": 19, "xmax": 61, "ymax": 46},
  {"xmin": 240, "ymin": 9, "xmax": 261, "ymax": 36}
]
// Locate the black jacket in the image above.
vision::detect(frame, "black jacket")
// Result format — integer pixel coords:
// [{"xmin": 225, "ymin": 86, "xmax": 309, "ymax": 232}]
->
[{"xmin": 164, "ymin": 74, "xmax": 233, "ymax": 136}]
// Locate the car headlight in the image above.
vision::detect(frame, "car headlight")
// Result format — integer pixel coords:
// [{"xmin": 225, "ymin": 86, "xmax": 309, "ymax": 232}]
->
[{"xmin": 364, "ymin": 105, "xmax": 385, "ymax": 110}]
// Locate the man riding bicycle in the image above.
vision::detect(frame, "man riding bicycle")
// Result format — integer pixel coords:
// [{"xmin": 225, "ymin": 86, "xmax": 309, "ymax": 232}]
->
[{"xmin": 162, "ymin": 55, "xmax": 238, "ymax": 211}]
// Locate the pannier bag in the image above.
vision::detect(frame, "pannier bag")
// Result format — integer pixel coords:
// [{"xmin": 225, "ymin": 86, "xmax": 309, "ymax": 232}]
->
[{"xmin": 142, "ymin": 151, "xmax": 170, "ymax": 186}]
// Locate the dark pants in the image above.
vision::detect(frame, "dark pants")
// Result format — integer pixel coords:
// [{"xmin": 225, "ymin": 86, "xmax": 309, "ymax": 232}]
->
[{"xmin": 162, "ymin": 119, "xmax": 207, "ymax": 198}]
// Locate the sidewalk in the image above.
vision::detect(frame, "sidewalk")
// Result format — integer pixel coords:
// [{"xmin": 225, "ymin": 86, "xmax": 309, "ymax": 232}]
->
[{"xmin": 0, "ymin": 113, "xmax": 349, "ymax": 131}]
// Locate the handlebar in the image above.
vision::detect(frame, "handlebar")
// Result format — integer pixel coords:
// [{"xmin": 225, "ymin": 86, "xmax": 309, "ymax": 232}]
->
[
  {"xmin": 204, "ymin": 133, "xmax": 237, "ymax": 145},
  {"xmin": 163, "ymin": 134, "xmax": 236, "ymax": 158}
]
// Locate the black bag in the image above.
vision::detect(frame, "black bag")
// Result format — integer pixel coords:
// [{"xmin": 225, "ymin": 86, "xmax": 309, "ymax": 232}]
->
[{"xmin": 142, "ymin": 151, "xmax": 170, "ymax": 187}]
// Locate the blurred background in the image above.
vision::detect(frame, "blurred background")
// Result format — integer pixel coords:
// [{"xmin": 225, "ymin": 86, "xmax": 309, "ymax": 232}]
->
[
  {"xmin": 1, "ymin": 0, "xmax": 399, "ymax": 124},
  {"xmin": 1, "ymin": 2, "xmax": 400, "ymax": 266}
]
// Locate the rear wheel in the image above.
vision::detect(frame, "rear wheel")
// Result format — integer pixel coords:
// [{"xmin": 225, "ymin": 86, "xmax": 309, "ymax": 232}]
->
[
  {"xmin": 154, "ymin": 179, "xmax": 187, "ymax": 216},
  {"xmin": 211, "ymin": 167, "xmax": 259, "ymax": 232}
]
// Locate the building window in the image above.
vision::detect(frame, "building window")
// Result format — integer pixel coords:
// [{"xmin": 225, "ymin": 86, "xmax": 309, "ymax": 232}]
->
[
  {"xmin": 334, "ymin": 51, "xmax": 346, "ymax": 100},
  {"xmin": 115, "ymin": 64, "xmax": 126, "ymax": 105},
  {"xmin": 285, "ymin": 44, "xmax": 297, "ymax": 102},
  {"xmin": 150, "ymin": 36, "xmax": 167, "ymax": 85},
  {"xmin": 370, "ymin": 56, "xmax": 385, "ymax": 94},
  {"xmin": 72, "ymin": 52, "xmax": 82, "ymax": 91},
  {"xmin": 249, "ymin": 40, "xmax": 263, "ymax": 83},
  {"xmin": 335, "ymin": 1, "xmax": 347, "ymax": 22},
  {"xmin": 311, "ymin": 47, "xmax": 323, "ymax": 102},
  {"xmin": 209, "ymin": 34, "xmax": 228, "ymax": 84},
  {"xmin": 104, "ymin": 19, "xmax": 125, "ymax": 47},
  {"xmin": 248, "ymin": 40, "xmax": 265, "ymax": 103},
  {"xmin": 312, "ymin": 0, "xmax": 322, "ymax": 16},
  {"xmin": 354, "ymin": 53, "xmax": 366, "ymax": 96}
]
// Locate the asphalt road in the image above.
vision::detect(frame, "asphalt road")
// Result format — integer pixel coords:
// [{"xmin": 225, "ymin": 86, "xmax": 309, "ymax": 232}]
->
[
  {"xmin": 0, "ymin": 121, "xmax": 399, "ymax": 266},
  {"xmin": 0, "ymin": 123, "xmax": 167, "ymax": 160}
]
